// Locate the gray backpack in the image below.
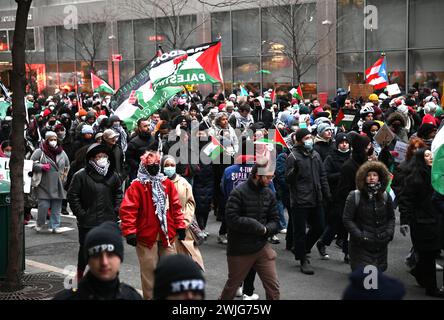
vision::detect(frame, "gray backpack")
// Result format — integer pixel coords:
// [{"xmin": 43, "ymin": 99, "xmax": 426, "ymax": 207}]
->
[{"xmin": 353, "ymin": 190, "xmax": 388, "ymax": 207}]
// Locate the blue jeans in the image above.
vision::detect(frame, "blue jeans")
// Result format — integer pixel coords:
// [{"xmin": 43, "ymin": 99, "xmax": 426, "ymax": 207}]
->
[
  {"xmin": 290, "ymin": 206, "xmax": 325, "ymax": 260},
  {"xmin": 276, "ymin": 200, "xmax": 287, "ymax": 230},
  {"xmin": 37, "ymin": 199, "xmax": 62, "ymax": 229}
]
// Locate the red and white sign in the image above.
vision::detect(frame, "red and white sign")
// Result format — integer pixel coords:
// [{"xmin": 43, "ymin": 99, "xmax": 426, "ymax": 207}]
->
[{"xmin": 112, "ymin": 54, "xmax": 122, "ymax": 62}]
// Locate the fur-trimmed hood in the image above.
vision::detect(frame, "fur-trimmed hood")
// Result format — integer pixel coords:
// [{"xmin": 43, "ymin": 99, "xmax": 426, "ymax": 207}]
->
[
  {"xmin": 386, "ymin": 111, "xmax": 406, "ymax": 127},
  {"xmin": 355, "ymin": 161, "xmax": 390, "ymax": 195}
]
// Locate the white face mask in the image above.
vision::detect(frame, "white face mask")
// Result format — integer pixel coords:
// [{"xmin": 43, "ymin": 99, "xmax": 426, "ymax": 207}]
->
[
  {"xmin": 4, "ymin": 151, "xmax": 11, "ymax": 158},
  {"xmin": 96, "ymin": 157, "xmax": 109, "ymax": 168},
  {"xmin": 49, "ymin": 140, "xmax": 57, "ymax": 148}
]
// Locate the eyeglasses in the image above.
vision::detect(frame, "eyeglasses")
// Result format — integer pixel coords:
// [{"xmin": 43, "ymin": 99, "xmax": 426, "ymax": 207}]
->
[{"xmin": 260, "ymin": 175, "xmax": 275, "ymax": 180}]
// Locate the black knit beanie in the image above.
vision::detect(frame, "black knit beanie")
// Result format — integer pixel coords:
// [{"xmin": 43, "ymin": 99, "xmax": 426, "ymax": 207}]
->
[
  {"xmin": 335, "ymin": 132, "xmax": 349, "ymax": 148},
  {"xmin": 295, "ymin": 128, "xmax": 312, "ymax": 142},
  {"xmin": 84, "ymin": 222, "xmax": 124, "ymax": 262},
  {"xmin": 153, "ymin": 254, "xmax": 205, "ymax": 300}
]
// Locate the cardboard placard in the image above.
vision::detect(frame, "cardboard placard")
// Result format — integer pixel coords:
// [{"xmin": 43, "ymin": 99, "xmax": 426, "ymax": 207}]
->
[
  {"xmin": 386, "ymin": 83, "xmax": 401, "ymax": 97},
  {"xmin": 0, "ymin": 158, "xmax": 33, "ymax": 193},
  {"xmin": 339, "ymin": 109, "xmax": 358, "ymax": 130},
  {"xmin": 349, "ymin": 84, "xmax": 374, "ymax": 99},
  {"xmin": 393, "ymin": 140, "xmax": 408, "ymax": 163},
  {"xmin": 374, "ymin": 124, "xmax": 396, "ymax": 147}
]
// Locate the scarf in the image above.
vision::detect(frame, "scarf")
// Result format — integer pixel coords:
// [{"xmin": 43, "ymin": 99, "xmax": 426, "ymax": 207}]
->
[
  {"xmin": 41, "ymin": 140, "xmax": 62, "ymax": 163},
  {"xmin": 88, "ymin": 159, "xmax": 110, "ymax": 176},
  {"xmin": 367, "ymin": 182, "xmax": 382, "ymax": 199},
  {"xmin": 234, "ymin": 112, "xmax": 253, "ymax": 130},
  {"xmin": 137, "ymin": 163, "xmax": 170, "ymax": 243},
  {"xmin": 112, "ymin": 125, "xmax": 128, "ymax": 153}
]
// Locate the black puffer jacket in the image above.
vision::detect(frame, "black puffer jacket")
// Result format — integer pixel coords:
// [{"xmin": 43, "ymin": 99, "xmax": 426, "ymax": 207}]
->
[
  {"xmin": 53, "ymin": 272, "xmax": 142, "ymax": 300},
  {"xmin": 343, "ymin": 161, "xmax": 395, "ymax": 272},
  {"xmin": 285, "ymin": 145, "xmax": 331, "ymax": 208},
  {"xmin": 314, "ymin": 137, "xmax": 335, "ymax": 162},
  {"xmin": 399, "ymin": 167, "xmax": 441, "ymax": 252},
  {"xmin": 323, "ymin": 149, "xmax": 350, "ymax": 191},
  {"xmin": 67, "ymin": 163, "xmax": 123, "ymax": 228},
  {"xmin": 125, "ymin": 133, "xmax": 153, "ymax": 179},
  {"xmin": 225, "ymin": 177, "xmax": 280, "ymax": 256}
]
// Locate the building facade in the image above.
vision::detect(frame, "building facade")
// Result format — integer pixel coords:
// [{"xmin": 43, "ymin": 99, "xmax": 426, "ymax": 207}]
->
[{"xmin": 0, "ymin": 0, "xmax": 442, "ymax": 99}]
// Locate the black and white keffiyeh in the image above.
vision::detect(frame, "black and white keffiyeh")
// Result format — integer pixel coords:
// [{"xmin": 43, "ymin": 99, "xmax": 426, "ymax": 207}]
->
[
  {"xmin": 137, "ymin": 163, "xmax": 170, "ymax": 243},
  {"xmin": 89, "ymin": 159, "xmax": 110, "ymax": 176}
]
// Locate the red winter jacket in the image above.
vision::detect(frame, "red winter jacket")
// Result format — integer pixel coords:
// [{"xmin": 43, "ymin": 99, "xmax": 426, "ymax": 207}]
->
[{"xmin": 119, "ymin": 178, "xmax": 185, "ymax": 248}]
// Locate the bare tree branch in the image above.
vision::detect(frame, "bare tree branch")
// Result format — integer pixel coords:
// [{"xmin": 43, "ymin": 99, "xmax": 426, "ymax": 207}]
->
[{"xmin": 263, "ymin": 0, "xmax": 338, "ymax": 84}]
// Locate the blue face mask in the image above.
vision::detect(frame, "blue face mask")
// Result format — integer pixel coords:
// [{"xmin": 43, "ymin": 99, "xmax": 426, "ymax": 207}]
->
[
  {"xmin": 163, "ymin": 166, "xmax": 176, "ymax": 178},
  {"xmin": 304, "ymin": 140, "xmax": 314, "ymax": 151}
]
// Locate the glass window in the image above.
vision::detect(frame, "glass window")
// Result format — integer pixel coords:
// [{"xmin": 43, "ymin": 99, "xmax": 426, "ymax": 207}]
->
[
  {"xmin": 133, "ymin": 19, "xmax": 156, "ymax": 60},
  {"xmin": 93, "ymin": 23, "xmax": 108, "ymax": 60},
  {"xmin": 409, "ymin": 49, "xmax": 444, "ymax": 92},
  {"xmin": 119, "ymin": 60, "xmax": 135, "ymax": 85},
  {"xmin": 179, "ymin": 15, "xmax": 197, "ymax": 49},
  {"xmin": 211, "ymin": 11, "xmax": 231, "ymax": 56},
  {"xmin": 337, "ymin": 0, "xmax": 364, "ymax": 52},
  {"xmin": 410, "ymin": 0, "xmax": 444, "ymax": 48},
  {"xmin": 75, "ymin": 24, "xmax": 93, "ymax": 61},
  {"xmin": 156, "ymin": 16, "xmax": 176, "ymax": 52},
  {"xmin": 262, "ymin": 55, "xmax": 292, "ymax": 88},
  {"xmin": 45, "ymin": 62, "xmax": 58, "ymax": 94},
  {"xmin": 135, "ymin": 60, "xmax": 148, "ymax": 74},
  {"xmin": 0, "ymin": 30, "xmax": 8, "ymax": 52},
  {"xmin": 222, "ymin": 57, "xmax": 232, "ymax": 84},
  {"xmin": 337, "ymin": 52, "xmax": 364, "ymax": 89},
  {"xmin": 294, "ymin": 3, "xmax": 317, "ymax": 55},
  {"xmin": 366, "ymin": 0, "xmax": 406, "ymax": 51},
  {"xmin": 44, "ymin": 26, "xmax": 57, "ymax": 61},
  {"xmin": 7, "ymin": 29, "xmax": 35, "ymax": 51},
  {"xmin": 232, "ymin": 9, "xmax": 260, "ymax": 57},
  {"xmin": 26, "ymin": 28, "xmax": 35, "ymax": 51},
  {"xmin": 297, "ymin": 55, "xmax": 317, "ymax": 84},
  {"xmin": 58, "ymin": 62, "xmax": 76, "ymax": 90},
  {"xmin": 367, "ymin": 51, "xmax": 406, "ymax": 92},
  {"xmin": 57, "ymin": 26, "xmax": 75, "ymax": 61},
  {"xmin": 118, "ymin": 20, "xmax": 134, "ymax": 60},
  {"xmin": 233, "ymin": 56, "xmax": 260, "ymax": 86},
  {"xmin": 76, "ymin": 61, "xmax": 92, "ymax": 92},
  {"xmin": 261, "ymin": 6, "xmax": 290, "ymax": 56}
]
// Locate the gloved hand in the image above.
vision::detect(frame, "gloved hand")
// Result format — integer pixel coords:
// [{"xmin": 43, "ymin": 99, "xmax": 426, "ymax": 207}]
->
[
  {"xmin": 177, "ymin": 228, "xmax": 186, "ymax": 241},
  {"xmin": 400, "ymin": 225, "xmax": 409, "ymax": 237},
  {"xmin": 126, "ymin": 234, "xmax": 137, "ymax": 247},
  {"xmin": 41, "ymin": 163, "xmax": 51, "ymax": 172}
]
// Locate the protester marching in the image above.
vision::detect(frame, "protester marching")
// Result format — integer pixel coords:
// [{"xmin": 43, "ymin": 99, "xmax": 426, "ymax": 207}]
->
[{"xmin": 1, "ymin": 41, "xmax": 444, "ymax": 301}]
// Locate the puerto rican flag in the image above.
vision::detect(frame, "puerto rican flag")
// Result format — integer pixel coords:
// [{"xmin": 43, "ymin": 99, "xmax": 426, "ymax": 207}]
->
[{"xmin": 365, "ymin": 56, "xmax": 388, "ymax": 90}]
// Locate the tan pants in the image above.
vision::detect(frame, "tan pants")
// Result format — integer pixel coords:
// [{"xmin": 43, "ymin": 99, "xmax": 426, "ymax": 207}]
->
[
  {"xmin": 136, "ymin": 241, "xmax": 177, "ymax": 299},
  {"xmin": 220, "ymin": 244, "xmax": 280, "ymax": 300}
]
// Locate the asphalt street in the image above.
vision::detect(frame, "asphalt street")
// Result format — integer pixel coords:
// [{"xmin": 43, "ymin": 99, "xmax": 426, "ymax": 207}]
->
[{"xmin": 24, "ymin": 210, "xmax": 443, "ymax": 300}]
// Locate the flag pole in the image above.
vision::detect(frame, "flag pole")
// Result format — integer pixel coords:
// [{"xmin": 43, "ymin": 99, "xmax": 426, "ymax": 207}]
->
[{"xmin": 216, "ymin": 34, "xmax": 225, "ymax": 96}]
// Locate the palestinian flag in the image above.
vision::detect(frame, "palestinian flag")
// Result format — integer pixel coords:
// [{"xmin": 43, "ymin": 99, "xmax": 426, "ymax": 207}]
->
[
  {"xmin": 0, "ymin": 100, "xmax": 10, "ymax": 120},
  {"xmin": 290, "ymin": 86, "xmax": 303, "ymax": 100},
  {"xmin": 203, "ymin": 136, "xmax": 224, "ymax": 160},
  {"xmin": 432, "ymin": 127, "xmax": 444, "ymax": 195},
  {"xmin": 112, "ymin": 42, "xmax": 222, "ymax": 130},
  {"xmin": 91, "ymin": 73, "xmax": 115, "ymax": 94},
  {"xmin": 255, "ymin": 129, "xmax": 288, "ymax": 148},
  {"xmin": 270, "ymin": 89, "xmax": 276, "ymax": 103},
  {"xmin": 334, "ymin": 108, "xmax": 345, "ymax": 126},
  {"xmin": 386, "ymin": 173, "xmax": 396, "ymax": 201},
  {"xmin": 152, "ymin": 41, "xmax": 223, "ymax": 91}
]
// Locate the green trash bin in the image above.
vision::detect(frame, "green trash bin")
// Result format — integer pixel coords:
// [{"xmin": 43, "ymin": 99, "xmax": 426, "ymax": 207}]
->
[{"xmin": 0, "ymin": 180, "xmax": 25, "ymax": 279}]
